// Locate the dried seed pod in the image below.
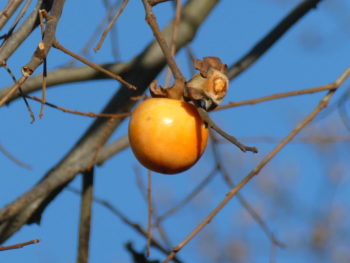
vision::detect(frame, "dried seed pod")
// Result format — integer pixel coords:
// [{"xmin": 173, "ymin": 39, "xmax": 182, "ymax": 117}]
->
[{"xmin": 186, "ymin": 67, "xmax": 229, "ymax": 111}]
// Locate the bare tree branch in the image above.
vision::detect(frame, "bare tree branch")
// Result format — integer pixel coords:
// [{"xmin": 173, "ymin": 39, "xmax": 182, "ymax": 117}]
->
[
  {"xmin": 228, "ymin": 0, "xmax": 322, "ymax": 79},
  {"xmin": 0, "ymin": 0, "xmax": 220, "ymax": 243},
  {"xmin": 211, "ymin": 133, "xmax": 285, "ymax": 248},
  {"xmin": 142, "ymin": 0, "xmax": 185, "ymax": 99},
  {"xmin": 162, "ymin": 66, "xmax": 350, "ymax": 263},
  {"xmin": 0, "ymin": 0, "xmax": 65, "ymax": 108},
  {"xmin": 0, "ymin": 61, "xmax": 132, "ymax": 103},
  {"xmin": 0, "ymin": 0, "xmax": 25, "ymax": 31},
  {"xmin": 0, "ymin": 0, "xmax": 54, "ymax": 63},
  {"xmin": 67, "ymin": 187, "xmax": 183, "ymax": 263}
]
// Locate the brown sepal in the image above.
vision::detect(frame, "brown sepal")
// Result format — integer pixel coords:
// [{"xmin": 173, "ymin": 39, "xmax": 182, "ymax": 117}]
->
[
  {"xmin": 193, "ymin": 56, "xmax": 227, "ymax": 78},
  {"xmin": 149, "ymin": 80, "xmax": 168, "ymax": 98},
  {"xmin": 149, "ymin": 79, "xmax": 185, "ymax": 100}
]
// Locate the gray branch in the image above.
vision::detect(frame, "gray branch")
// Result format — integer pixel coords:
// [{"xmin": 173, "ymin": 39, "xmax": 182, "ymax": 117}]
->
[{"xmin": 0, "ymin": 0, "xmax": 219, "ymax": 243}]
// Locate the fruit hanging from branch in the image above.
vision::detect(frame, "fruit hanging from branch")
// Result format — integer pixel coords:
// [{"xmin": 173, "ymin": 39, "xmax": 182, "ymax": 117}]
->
[{"xmin": 128, "ymin": 57, "xmax": 256, "ymax": 174}]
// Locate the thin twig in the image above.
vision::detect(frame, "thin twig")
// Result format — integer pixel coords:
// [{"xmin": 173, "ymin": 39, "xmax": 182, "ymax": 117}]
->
[
  {"xmin": 25, "ymin": 0, "xmax": 65, "ymax": 70},
  {"xmin": 147, "ymin": 170, "xmax": 153, "ymax": 257},
  {"xmin": 338, "ymin": 87, "xmax": 350, "ymax": 131},
  {"xmin": 235, "ymin": 135, "xmax": 350, "ymax": 144},
  {"xmin": 156, "ymin": 166, "xmax": 218, "ymax": 223},
  {"xmin": 164, "ymin": 91, "xmax": 335, "ymax": 263},
  {"xmin": 198, "ymin": 108, "xmax": 258, "ymax": 153},
  {"xmin": 0, "ymin": 143, "xmax": 31, "ymax": 169},
  {"xmin": 25, "ymin": 95, "xmax": 131, "ymax": 118},
  {"xmin": 0, "ymin": 0, "xmax": 65, "ymax": 109},
  {"xmin": 67, "ymin": 187, "xmax": 183, "ymax": 263},
  {"xmin": 39, "ymin": 48, "xmax": 47, "ymax": 119},
  {"xmin": 141, "ymin": 0, "xmax": 184, "ymax": 82},
  {"xmin": 134, "ymin": 167, "xmax": 172, "ymax": 249},
  {"xmin": 77, "ymin": 168, "xmax": 94, "ymax": 263},
  {"xmin": 216, "ymin": 83, "xmax": 339, "ymax": 111},
  {"xmin": 164, "ymin": 0, "xmax": 181, "ymax": 89},
  {"xmin": 53, "ymin": 41, "xmax": 137, "ymax": 90},
  {"xmin": 0, "ymin": 0, "xmax": 54, "ymax": 63},
  {"xmin": 64, "ymin": 0, "xmax": 120, "ymax": 66},
  {"xmin": 0, "ymin": 61, "xmax": 132, "ymax": 104},
  {"xmin": 227, "ymin": 0, "xmax": 322, "ymax": 79},
  {"xmin": 0, "ymin": 74, "xmax": 30, "ymax": 108},
  {"xmin": 0, "ymin": 239, "xmax": 40, "ymax": 251},
  {"xmin": 211, "ymin": 133, "xmax": 285, "ymax": 248},
  {"xmin": 185, "ymin": 45, "xmax": 195, "ymax": 75},
  {"xmin": 94, "ymin": 0, "xmax": 129, "ymax": 52},
  {"xmin": 2, "ymin": 62, "xmax": 35, "ymax": 122},
  {"xmin": 38, "ymin": 10, "xmax": 47, "ymax": 118},
  {"xmin": 162, "ymin": 66, "xmax": 350, "ymax": 263}
]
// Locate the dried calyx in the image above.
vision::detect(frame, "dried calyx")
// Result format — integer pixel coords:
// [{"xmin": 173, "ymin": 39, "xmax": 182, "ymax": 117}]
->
[{"xmin": 150, "ymin": 56, "xmax": 229, "ymax": 111}]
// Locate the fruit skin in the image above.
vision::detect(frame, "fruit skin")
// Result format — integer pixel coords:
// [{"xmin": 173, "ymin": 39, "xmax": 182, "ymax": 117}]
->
[{"xmin": 128, "ymin": 98, "xmax": 208, "ymax": 174}]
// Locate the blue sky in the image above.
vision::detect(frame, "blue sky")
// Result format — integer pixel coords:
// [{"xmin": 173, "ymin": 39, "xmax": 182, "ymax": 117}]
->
[{"xmin": 1, "ymin": 0, "xmax": 350, "ymax": 262}]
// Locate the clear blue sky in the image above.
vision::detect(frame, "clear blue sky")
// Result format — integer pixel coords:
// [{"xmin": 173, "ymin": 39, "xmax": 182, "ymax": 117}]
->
[{"xmin": 1, "ymin": 0, "xmax": 350, "ymax": 262}]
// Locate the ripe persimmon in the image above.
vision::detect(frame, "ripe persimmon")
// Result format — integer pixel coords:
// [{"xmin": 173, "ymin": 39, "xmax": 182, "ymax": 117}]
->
[{"xmin": 128, "ymin": 98, "xmax": 208, "ymax": 174}]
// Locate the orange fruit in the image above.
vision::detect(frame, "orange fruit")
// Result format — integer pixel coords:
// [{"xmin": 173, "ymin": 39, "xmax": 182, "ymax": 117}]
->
[{"xmin": 128, "ymin": 98, "xmax": 208, "ymax": 174}]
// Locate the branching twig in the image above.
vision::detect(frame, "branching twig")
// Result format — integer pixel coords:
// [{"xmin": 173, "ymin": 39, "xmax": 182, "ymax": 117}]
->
[
  {"xmin": 0, "ymin": 61, "xmax": 132, "ymax": 103},
  {"xmin": 162, "ymin": 66, "xmax": 350, "ymax": 263},
  {"xmin": 0, "ymin": 74, "xmax": 30, "ymax": 108},
  {"xmin": 0, "ymin": 0, "xmax": 64, "ymax": 108},
  {"xmin": 0, "ymin": 0, "xmax": 54, "ymax": 62},
  {"xmin": 67, "ymin": 187, "xmax": 183, "ymax": 263},
  {"xmin": 134, "ymin": 167, "xmax": 172, "ymax": 249},
  {"xmin": 227, "ymin": 0, "xmax": 322, "ymax": 79},
  {"xmin": 156, "ymin": 166, "xmax": 218, "ymax": 223},
  {"xmin": 94, "ymin": 0, "xmax": 129, "ymax": 52},
  {"xmin": 2, "ymin": 62, "xmax": 35, "ymax": 122},
  {"xmin": 211, "ymin": 133, "xmax": 285, "ymax": 248},
  {"xmin": 64, "ymin": 0, "xmax": 120, "ymax": 65},
  {"xmin": 0, "ymin": 0, "xmax": 219, "ymax": 244}
]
